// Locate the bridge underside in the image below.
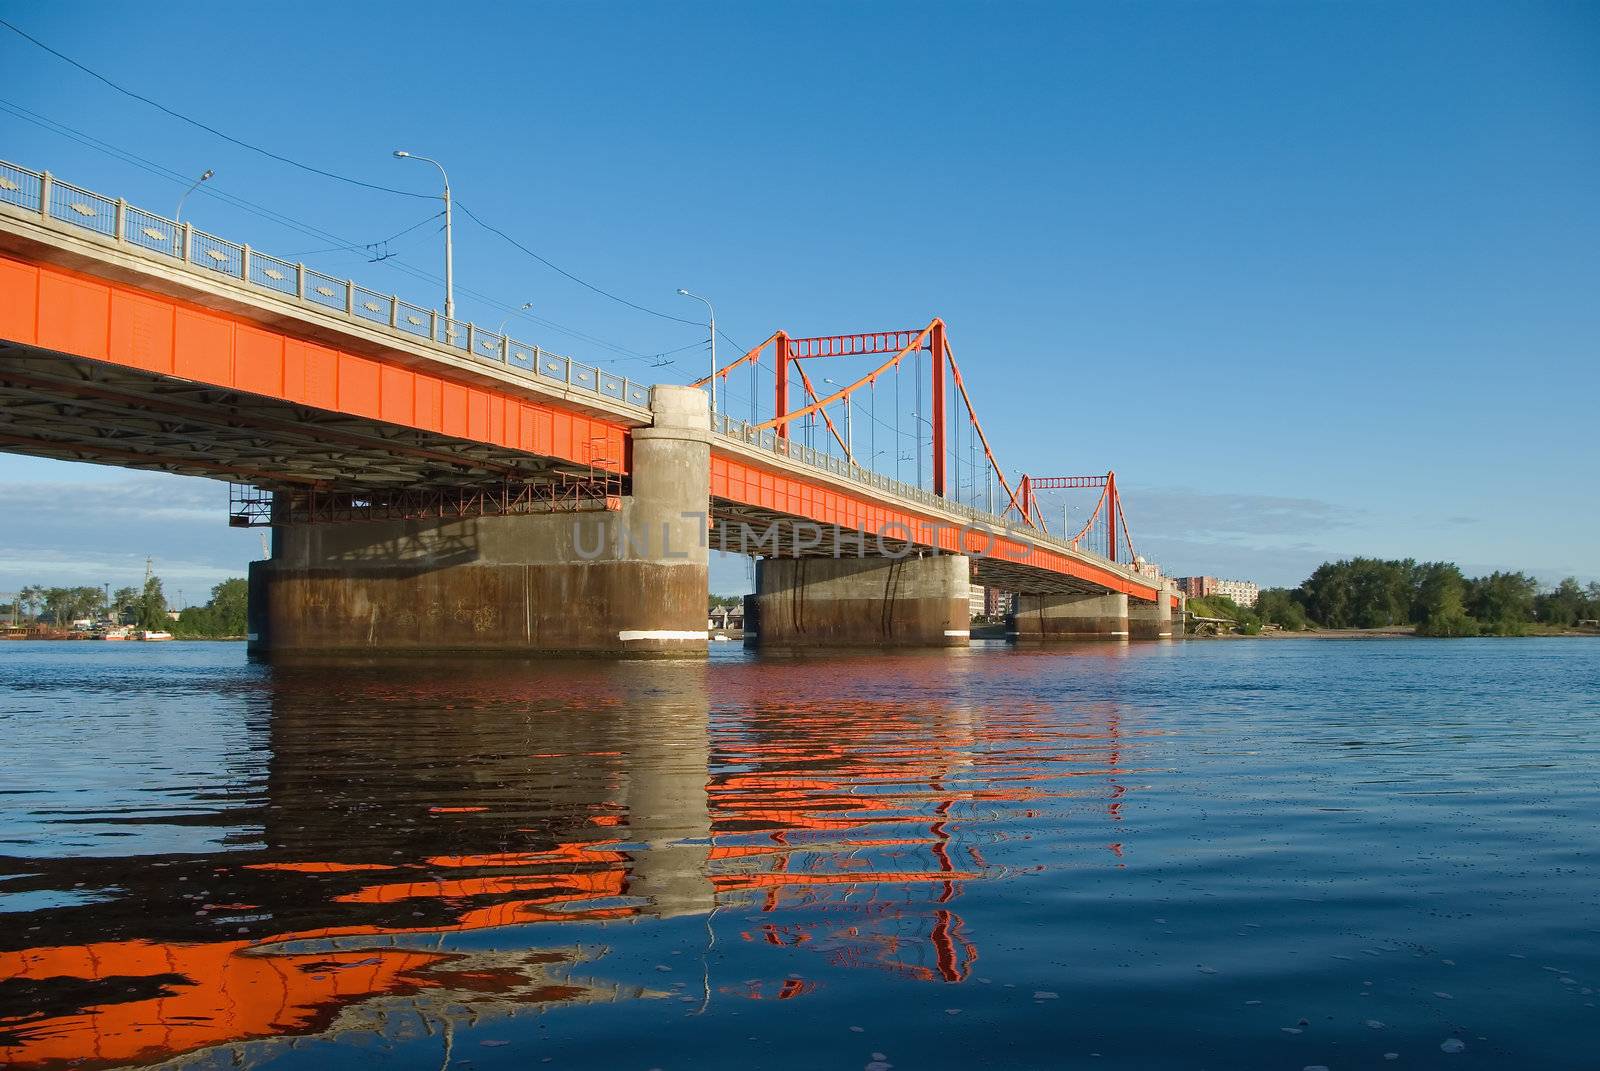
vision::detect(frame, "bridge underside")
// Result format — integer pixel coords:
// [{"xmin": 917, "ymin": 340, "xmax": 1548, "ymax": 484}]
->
[
  {"xmin": 0, "ymin": 185, "xmax": 1176, "ymax": 658},
  {"xmin": 0, "ymin": 342, "xmax": 584, "ymax": 491},
  {"xmin": 709, "ymin": 503, "xmax": 1121, "ymax": 597}
]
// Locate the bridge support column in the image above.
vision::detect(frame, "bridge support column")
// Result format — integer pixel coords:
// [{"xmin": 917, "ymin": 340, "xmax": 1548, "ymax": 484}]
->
[
  {"xmin": 1011, "ymin": 592, "xmax": 1129, "ymax": 641},
  {"xmin": 747, "ymin": 554, "xmax": 971, "ymax": 649},
  {"xmin": 1128, "ymin": 593, "xmax": 1174, "ymax": 639},
  {"xmin": 247, "ymin": 385, "xmax": 710, "ymax": 657}
]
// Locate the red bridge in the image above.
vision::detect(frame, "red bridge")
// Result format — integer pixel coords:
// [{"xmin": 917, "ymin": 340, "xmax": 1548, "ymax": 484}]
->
[{"xmin": 0, "ymin": 159, "xmax": 1180, "ymax": 654}]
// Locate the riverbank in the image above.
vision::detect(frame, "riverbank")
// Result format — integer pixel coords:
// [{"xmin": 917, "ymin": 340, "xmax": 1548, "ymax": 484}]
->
[
  {"xmin": 1, "ymin": 631, "xmax": 246, "ymax": 642},
  {"xmin": 1195, "ymin": 624, "xmax": 1600, "ymax": 640}
]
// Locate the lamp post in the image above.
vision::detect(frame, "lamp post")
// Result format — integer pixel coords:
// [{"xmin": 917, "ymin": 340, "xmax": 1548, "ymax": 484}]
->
[
  {"xmin": 393, "ymin": 151, "xmax": 454, "ymax": 322},
  {"xmin": 175, "ymin": 169, "xmax": 213, "ymax": 222},
  {"xmin": 675, "ymin": 289, "xmax": 716, "ymax": 416},
  {"xmin": 496, "ymin": 301, "xmax": 533, "ymax": 339},
  {"xmin": 823, "ymin": 377, "xmax": 854, "ymax": 464}
]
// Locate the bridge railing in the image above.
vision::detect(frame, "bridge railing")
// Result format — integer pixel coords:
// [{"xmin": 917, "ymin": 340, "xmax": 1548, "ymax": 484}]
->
[
  {"xmin": 710, "ymin": 410, "xmax": 1030, "ymax": 536},
  {"xmin": 0, "ymin": 158, "xmax": 652, "ymax": 414},
  {"xmin": 706, "ymin": 414, "xmax": 1159, "ymax": 585},
  {"xmin": 0, "ymin": 160, "xmax": 1147, "ymax": 582}
]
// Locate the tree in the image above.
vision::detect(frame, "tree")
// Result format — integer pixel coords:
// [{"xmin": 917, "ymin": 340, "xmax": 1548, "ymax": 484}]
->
[
  {"xmin": 40, "ymin": 586, "xmax": 102, "ymax": 626},
  {"xmin": 1188, "ymin": 595, "xmax": 1262, "ymax": 631},
  {"xmin": 1534, "ymin": 577, "xmax": 1587, "ymax": 628},
  {"xmin": 1411, "ymin": 561, "xmax": 1476, "ymax": 636},
  {"xmin": 136, "ymin": 574, "xmax": 168, "ymax": 630},
  {"xmin": 111, "ymin": 586, "xmax": 139, "ymax": 623},
  {"xmin": 17, "ymin": 584, "xmax": 44, "ymax": 622},
  {"xmin": 1465, "ymin": 571, "xmax": 1536, "ymax": 635},
  {"xmin": 1300, "ymin": 558, "xmax": 1412, "ymax": 629},
  {"xmin": 171, "ymin": 578, "xmax": 248, "ymax": 638},
  {"xmin": 208, "ymin": 578, "xmax": 247, "ymax": 636},
  {"xmin": 1412, "ymin": 562, "xmax": 1466, "ymax": 623},
  {"xmin": 1300, "ymin": 561, "xmax": 1353, "ymax": 628},
  {"xmin": 1256, "ymin": 588, "xmax": 1309, "ymax": 630}
]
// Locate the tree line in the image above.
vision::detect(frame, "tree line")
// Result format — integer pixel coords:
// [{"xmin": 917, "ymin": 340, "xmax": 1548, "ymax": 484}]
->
[
  {"xmin": 5, "ymin": 577, "xmax": 248, "ymax": 638},
  {"xmin": 1222, "ymin": 559, "xmax": 1599, "ymax": 637}
]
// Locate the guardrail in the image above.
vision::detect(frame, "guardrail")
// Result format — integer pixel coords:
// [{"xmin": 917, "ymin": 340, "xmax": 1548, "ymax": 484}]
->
[
  {"xmin": 709, "ymin": 411, "xmax": 1051, "ymax": 541},
  {"xmin": 0, "ymin": 159, "xmax": 1142, "ymax": 579},
  {"xmin": 706, "ymin": 416, "xmax": 1157, "ymax": 583},
  {"xmin": 0, "ymin": 158, "xmax": 652, "ymax": 412}
]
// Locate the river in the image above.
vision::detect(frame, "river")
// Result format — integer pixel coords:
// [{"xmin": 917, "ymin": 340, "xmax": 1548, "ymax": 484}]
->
[{"xmin": 1, "ymin": 638, "xmax": 1596, "ymax": 1069}]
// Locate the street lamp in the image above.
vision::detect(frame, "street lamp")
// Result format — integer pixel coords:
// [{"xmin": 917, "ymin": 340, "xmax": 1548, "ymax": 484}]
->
[
  {"xmin": 496, "ymin": 301, "xmax": 533, "ymax": 339},
  {"xmin": 823, "ymin": 377, "xmax": 854, "ymax": 464},
  {"xmin": 676, "ymin": 289, "xmax": 717, "ymax": 415},
  {"xmin": 393, "ymin": 151, "xmax": 454, "ymax": 322},
  {"xmin": 175, "ymin": 168, "xmax": 213, "ymax": 222}
]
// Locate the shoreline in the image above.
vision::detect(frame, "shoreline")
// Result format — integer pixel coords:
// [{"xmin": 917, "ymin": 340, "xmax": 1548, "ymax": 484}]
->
[{"xmin": 1194, "ymin": 626, "xmax": 1600, "ymax": 640}]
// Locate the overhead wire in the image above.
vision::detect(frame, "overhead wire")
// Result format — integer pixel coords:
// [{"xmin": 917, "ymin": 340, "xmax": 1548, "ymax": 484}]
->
[
  {"xmin": 0, "ymin": 30, "xmax": 716, "ymax": 368},
  {"xmin": 0, "ymin": 98, "xmax": 680, "ymax": 368},
  {"xmin": 0, "ymin": 19, "xmax": 876, "ymax": 413},
  {"xmin": 286, "ymin": 209, "xmax": 443, "ymax": 259},
  {"xmin": 455, "ymin": 201, "xmax": 704, "ymax": 328},
  {"xmin": 0, "ymin": 17, "xmax": 432, "ymax": 199},
  {"xmin": 0, "ymin": 97, "xmax": 405, "ymax": 258}
]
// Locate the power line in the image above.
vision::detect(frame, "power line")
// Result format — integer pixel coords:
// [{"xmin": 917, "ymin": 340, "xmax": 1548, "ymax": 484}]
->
[
  {"xmin": 0, "ymin": 39, "xmax": 720, "ymax": 373},
  {"xmin": 0, "ymin": 17, "xmax": 431, "ymax": 200},
  {"xmin": 455, "ymin": 201, "xmax": 705, "ymax": 328},
  {"xmin": 0, "ymin": 99, "xmax": 679, "ymax": 366},
  {"xmin": 0, "ymin": 97, "xmax": 378, "ymax": 255},
  {"xmin": 286, "ymin": 210, "xmax": 443, "ymax": 259}
]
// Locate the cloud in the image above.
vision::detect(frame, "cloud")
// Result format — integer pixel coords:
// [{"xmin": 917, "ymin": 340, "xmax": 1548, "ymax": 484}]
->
[
  {"xmin": 1120, "ymin": 486, "xmax": 1362, "ymax": 539},
  {"xmin": 0, "ymin": 473, "xmax": 221, "ymax": 525},
  {"xmin": 1133, "ymin": 534, "xmax": 1342, "ymax": 588},
  {"xmin": 0, "ymin": 472, "xmax": 259, "ymax": 596}
]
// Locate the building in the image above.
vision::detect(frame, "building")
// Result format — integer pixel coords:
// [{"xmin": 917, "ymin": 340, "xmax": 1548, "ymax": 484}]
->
[
  {"xmin": 970, "ymin": 586, "xmax": 1014, "ymax": 620},
  {"xmin": 1174, "ymin": 576, "xmax": 1259, "ymax": 608},
  {"xmin": 1131, "ymin": 555, "xmax": 1162, "ymax": 580},
  {"xmin": 708, "ymin": 605, "xmax": 744, "ymax": 632}
]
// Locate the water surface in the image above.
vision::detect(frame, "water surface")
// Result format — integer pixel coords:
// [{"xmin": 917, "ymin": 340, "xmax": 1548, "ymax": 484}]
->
[{"xmin": 1, "ymin": 638, "xmax": 1597, "ymax": 1069}]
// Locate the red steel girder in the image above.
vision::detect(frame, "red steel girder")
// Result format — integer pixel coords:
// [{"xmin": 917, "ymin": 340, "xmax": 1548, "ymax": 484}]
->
[
  {"xmin": 1026, "ymin": 475, "xmax": 1109, "ymax": 490},
  {"xmin": 785, "ymin": 329, "xmax": 931, "ymax": 359}
]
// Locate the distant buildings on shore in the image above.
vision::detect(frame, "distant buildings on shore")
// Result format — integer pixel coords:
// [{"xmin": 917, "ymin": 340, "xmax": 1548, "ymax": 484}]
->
[
  {"xmin": 970, "ymin": 585, "xmax": 1015, "ymax": 619},
  {"xmin": 1175, "ymin": 576, "xmax": 1260, "ymax": 607}
]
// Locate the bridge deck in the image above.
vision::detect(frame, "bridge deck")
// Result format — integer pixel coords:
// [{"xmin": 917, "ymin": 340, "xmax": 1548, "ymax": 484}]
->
[{"xmin": 0, "ymin": 159, "xmax": 1170, "ymax": 605}]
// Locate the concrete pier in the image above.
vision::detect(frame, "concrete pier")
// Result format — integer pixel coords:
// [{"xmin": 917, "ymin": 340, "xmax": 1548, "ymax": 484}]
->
[
  {"xmin": 618, "ymin": 662, "xmax": 713, "ymax": 918},
  {"xmin": 1011, "ymin": 592, "xmax": 1130, "ymax": 641},
  {"xmin": 1128, "ymin": 593, "xmax": 1174, "ymax": 639},
  {"xmin": 248, "ymin": 386, "xmax": 710, "ymax": 657},
  {"xmin": 747, "ymin": 553, "xmax": 971, "ymax": 648}
]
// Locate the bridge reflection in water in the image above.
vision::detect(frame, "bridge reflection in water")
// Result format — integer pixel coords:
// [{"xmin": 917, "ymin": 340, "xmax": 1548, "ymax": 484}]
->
[{"xmin": 0, "ymin": 652, "xmax": 1144, "ymax": 1069}]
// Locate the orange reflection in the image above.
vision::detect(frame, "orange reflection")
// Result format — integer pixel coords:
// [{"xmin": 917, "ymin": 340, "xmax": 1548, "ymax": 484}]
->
[
  {"xmin": 1, "ymin": 656, "xmax": 1143, "ymax": 1066},
  {"xmin": 700, "ymin": 688, "xmax": 1137, "ymax": 987}
]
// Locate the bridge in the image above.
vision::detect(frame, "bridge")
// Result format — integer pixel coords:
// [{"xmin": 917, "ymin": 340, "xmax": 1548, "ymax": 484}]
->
[{"xmin": 0, "ymin": 158, "xmax": 1181, "ymax": 655}]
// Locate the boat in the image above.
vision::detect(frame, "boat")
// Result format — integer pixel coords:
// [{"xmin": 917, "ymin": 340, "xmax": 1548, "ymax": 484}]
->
[
  {"xmin": 95, "ymin": 626, "xmax": 134, "ymax": 641},
  {"xmin": 135, "ymin": 629, "xmax": 174, "ymax": 641}
]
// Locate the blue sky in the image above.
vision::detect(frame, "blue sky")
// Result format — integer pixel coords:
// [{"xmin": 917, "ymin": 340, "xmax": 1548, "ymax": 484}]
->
[{"xmin": 1, "ymin": 1, "xmax": 1595, "ymax": 600}]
